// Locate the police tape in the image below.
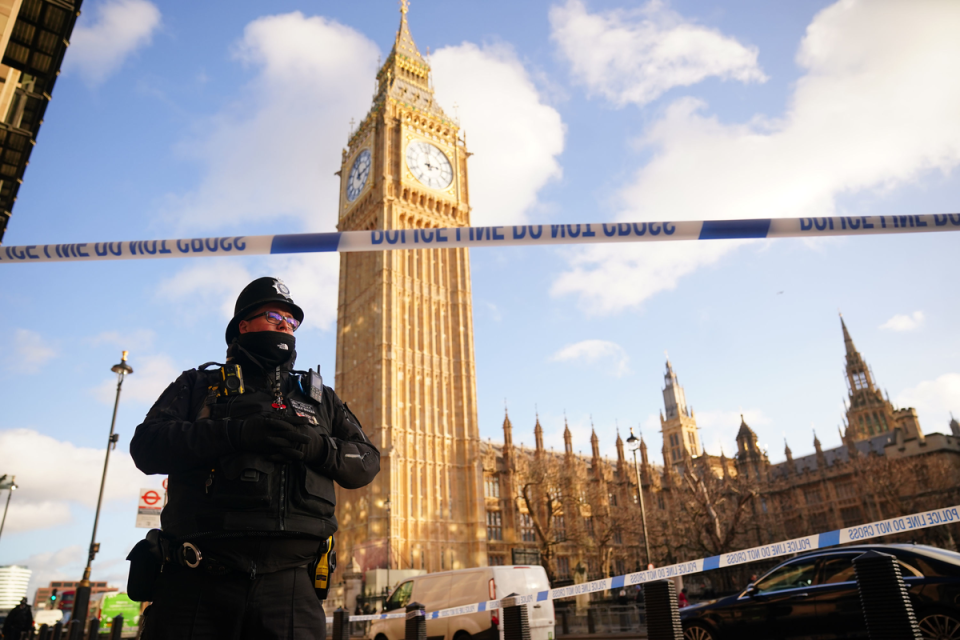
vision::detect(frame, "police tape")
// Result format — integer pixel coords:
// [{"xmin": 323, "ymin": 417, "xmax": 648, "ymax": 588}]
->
[
  {"xmin": 2, "ymin": 213, "xmax": 958, "ymax": 264},
  {"xmin": 330, "ymin": 503, "xmax": 960, "ymax": 624}
]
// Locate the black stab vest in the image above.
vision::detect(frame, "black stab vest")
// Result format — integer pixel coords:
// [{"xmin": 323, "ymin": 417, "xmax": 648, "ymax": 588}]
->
[{"xmin": 159, "ymin": 366, "xmax": 337, "ymax": 541}]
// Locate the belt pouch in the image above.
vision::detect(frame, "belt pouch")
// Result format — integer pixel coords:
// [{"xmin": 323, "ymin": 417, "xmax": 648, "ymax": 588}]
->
[{"xmin": 126, "ymin": 528, "xmax": 163, "ymax": 601}]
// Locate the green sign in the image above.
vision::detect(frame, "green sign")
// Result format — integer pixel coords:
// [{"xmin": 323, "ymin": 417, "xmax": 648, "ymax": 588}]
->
[{"xmin": 98, "ymin": 593, "xmax": 140, "ymax": 633}]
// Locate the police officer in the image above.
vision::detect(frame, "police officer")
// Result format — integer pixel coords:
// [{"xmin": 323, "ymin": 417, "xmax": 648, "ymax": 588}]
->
[{"xmin": 130, "ymin": 277, "xmax": 379, "ymax": 640}]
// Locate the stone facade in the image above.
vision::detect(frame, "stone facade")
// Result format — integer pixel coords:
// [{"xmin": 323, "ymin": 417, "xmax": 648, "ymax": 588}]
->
[{"xmin": 480, "ymin": 317, "xmax": 960, "ymax": 581}]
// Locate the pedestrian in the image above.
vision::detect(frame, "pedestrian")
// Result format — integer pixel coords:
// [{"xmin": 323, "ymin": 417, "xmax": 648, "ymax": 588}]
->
[
  {"xmin": 129, "ymin": 277, "xmax": 380, "ymax": 640},
  {"xmin": 678, "ymin": 588, "xmax": 690, "ymax": 608},
  {"xmin": 1, "ymin": 598, "xmax": 33, "ymax": 640}
]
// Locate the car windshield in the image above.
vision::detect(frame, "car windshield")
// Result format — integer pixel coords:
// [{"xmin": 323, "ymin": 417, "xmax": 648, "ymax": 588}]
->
[
  {"xmin": 914, "ymin": 546, "xmax": 960, "ymax": 569},
  {"xmin": 755, "ymin": 559, "xmax": 817, "ymax": 594},
  {"xmin": 386, "ymin": 581, "xmax": 413, "ymax": 610}
]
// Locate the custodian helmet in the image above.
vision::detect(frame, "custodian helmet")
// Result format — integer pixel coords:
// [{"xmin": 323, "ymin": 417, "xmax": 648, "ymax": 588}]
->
[{"xmin": 225, "ymin": 277, "xmax": 304, "ymax": 344}]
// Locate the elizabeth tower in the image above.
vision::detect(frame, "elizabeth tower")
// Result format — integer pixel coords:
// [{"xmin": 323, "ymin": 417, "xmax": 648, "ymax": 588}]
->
[{"xmin": 333, "ymin": 4, "xmax": 485, "ymax": 577}]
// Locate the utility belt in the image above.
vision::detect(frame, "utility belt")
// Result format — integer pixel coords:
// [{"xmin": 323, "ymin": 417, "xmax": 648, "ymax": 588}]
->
[{"xmin": 126, "ymin": 529, "xmax": 335, "ymax": 602}]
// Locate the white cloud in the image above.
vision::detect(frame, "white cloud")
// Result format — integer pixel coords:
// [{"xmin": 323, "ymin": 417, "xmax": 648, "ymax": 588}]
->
[
  {"xmin": 65, "ymin": 0, "xmax": 161, "ymax": 85},
  {"xmin": 13, "ymin": 546, "xmax": 85, "ymax": 600},
  {"xmin": 156, "ymin": 253, "xmax": 340, "ymax": 336},
  {"xmin": 5, "ymin": 329, "xmax": 57, "ymax": 374},
  {"xmin": 896, "ymin": 373, "xmax": 960, "ymax": 429},
  {"xmin": 694, "ymin": 408, "xmax": 770, "ymax": 457},
  {"xmin": 88, "ymin": 329, "xmax": 157, "ymax": 352},
  {"xmin": 0, "ymin": 429, "xmax": 150, "ymax": 532},
  {"xmin": 879, "ymin": 310, "xmax": 925, "ymax": 332},
  {"xmin": 165, "ymin": 12, "xmax": 379, "ymax": 232},
  {"xmin": 550, "ymin": 0, "xmax": 766, "ymax": 107},
  {"xmin": 549, "ymin": 339, "xmax": 629, "ymax": 376},
  {"xmin": 552, "ymin": 0, "xmax": 960, "ymax": 314},
  {"xmin": 430, "ymin": 42, "xmax": 565, "ymax": 225},
  {"xmin": 92, "ymin": 353, "xmax": 180, "ymax": 405},
  {"xmin": 156, "ymin": 259, "xmax": 254, "ymax": 323},
  {"xmin": 552, "ymin": 240, "xmax": 746, "ymax": 315}
]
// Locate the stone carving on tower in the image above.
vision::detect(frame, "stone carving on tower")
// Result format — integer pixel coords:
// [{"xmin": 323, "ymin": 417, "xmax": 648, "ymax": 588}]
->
[{"xmin": 333, "ymin": 2, "xmax": 483, "ymax": 577}]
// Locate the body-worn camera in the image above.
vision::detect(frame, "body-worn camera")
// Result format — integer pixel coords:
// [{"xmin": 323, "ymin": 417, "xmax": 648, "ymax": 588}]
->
[{"xmin": 219, "ymin": 364, "xmax": 245, "ymax": 396}]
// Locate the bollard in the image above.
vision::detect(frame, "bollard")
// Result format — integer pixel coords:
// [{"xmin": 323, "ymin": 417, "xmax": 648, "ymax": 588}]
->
[
  {"xmin": 50, "ymin": 621, "xmax": 63, "ymax": 640},
  {"xmin": 110, "ymin": 614, "xmax": 124, "ymax": 640},
  {"xmin": 586, "ymin": 607, "xmax": 596, "ymax": 634},
  {"xmin": 331, "ymin": 607, "xmax": 351, "ymax": 640},
  {"xmin": 501, "ymin": 593, "xmax": 531, "ymax": 640},
  {"xmin": 644, "ymin": 580, "xmax": 682, "ymax": 640},
  {"xmin": 405, "ymin": 602, "xmax": 426, "ymax": 640},
  {"xmin": 66, "ymin": 619, "xmax": 83, "ymax": 640},
  {"xmin": 37, "ymin": 624, "xmax": 50, "ymax": 640},
  {"xmin": 88, "ymin": 617, "xmax": 100, "ymax": 638},
  {"xmin": 854, "ymin": 551, "xmax": 921, "ymax": 640},
  {"xmin": 559, "ymin": 608, "xmax": 569, "ymax": 635}
]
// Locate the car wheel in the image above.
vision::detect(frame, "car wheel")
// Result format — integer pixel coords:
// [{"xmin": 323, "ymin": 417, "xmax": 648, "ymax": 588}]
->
[
  {"xmin": 683, "ymin": 622, "xmax": 717, "ymax": 640},
  {"xmin": 918, "ymin": 612, "xmax": 960, "ymax": 640}
]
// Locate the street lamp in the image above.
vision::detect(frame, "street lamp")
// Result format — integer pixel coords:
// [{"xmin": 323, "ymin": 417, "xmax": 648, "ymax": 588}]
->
[
  {"xmin": 0, "ymin": 475, "xmax": 17, "ymax": 544},
  {"xmin": 625, "ymin": 428, "xmax": 651, "ymax": 569},
  {"xmin": 73, "ymin": 351, "xmax": 133, "ymax": 628},
  {"xmin": 384, "ymin": 498, "xmax": 392, "ymax": 591}
]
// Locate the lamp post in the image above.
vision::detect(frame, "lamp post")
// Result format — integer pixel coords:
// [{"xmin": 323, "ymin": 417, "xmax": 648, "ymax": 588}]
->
[
  {"xmin": 625, "ymin": 428, "xmax": 651, "ymax": 569},
  {"xmin": 0, "ymin": 475, "xmax": 17, "ymax": 544},
  {"xmin": 73, "ymin": 351, "xmax": 133, "ymax": 628},
  {"xmin": 384, "ymin": 498, "xmax": 392, "ymax": 592}
]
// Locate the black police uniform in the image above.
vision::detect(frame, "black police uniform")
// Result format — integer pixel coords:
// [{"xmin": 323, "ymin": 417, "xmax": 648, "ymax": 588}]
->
[{"xmin": 129, "ymin": 277, "xmax": 379, "ymax": 640}]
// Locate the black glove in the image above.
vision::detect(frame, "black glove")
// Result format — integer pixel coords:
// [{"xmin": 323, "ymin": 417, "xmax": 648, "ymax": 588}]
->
[
  {"xmin": 237, "ymin": 415, "xmax": 310, "ymax": 461},
  {"xmin": 284, "ymin": 416, "xmax": 329, "ymax": 463}
]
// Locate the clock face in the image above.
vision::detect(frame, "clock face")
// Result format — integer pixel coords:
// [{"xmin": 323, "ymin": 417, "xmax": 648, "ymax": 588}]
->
[
  {"xmin": 346, "ymin": 149, "xmax": 372, "ymax": 202},
  {"xmin": 405, "ymin": 141, "xmax": 453, "ymax": 190}
]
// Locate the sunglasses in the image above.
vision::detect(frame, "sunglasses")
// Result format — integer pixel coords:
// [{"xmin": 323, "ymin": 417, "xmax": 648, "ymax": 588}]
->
[{"xmin": 245, "ymin": 311, "xmax": 301, "ymax": 331}]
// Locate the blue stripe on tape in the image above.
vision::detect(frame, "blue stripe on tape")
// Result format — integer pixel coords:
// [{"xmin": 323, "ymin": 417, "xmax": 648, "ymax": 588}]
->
[
  {"xmin": 478, "ymin": 602, "xmax": 486, "ymax": 612},
  {"xmin": 703, "ymin": 556, "xmax": 720, "ymax": 571},
  {"xmin": 611, "ymin": 575, "xmax": 625, "ymax": 589},
  {"xmin": 537, "ymin": 591, "xmax": 548, "ymax": 602},
  {"xmin": 699, "ymin": 219, "xmax": 772, "ymax": 240},
  {"xmin": 819, "ymin": 530, "xmax": 841, "ymax": 548},
  {"xmin": 270, "ymin": 233, "xmax": 341, "ymax": 254}
]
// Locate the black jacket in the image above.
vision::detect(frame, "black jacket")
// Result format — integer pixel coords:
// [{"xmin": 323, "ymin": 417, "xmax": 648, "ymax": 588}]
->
[{"xmin": 130, "ymin": 348, "xmax": 379, "ymax": 545}]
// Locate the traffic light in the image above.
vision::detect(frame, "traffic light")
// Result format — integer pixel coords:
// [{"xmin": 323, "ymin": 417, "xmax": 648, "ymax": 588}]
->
[{"xmin": 50, "ymin": 588, "xmax": 58, "ymax": 606}]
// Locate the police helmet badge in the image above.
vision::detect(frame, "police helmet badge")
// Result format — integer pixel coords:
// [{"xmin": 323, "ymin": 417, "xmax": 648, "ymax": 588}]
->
[{"xmin": 272, "ymin": 279, "xmax": 291, "ymax": 297}]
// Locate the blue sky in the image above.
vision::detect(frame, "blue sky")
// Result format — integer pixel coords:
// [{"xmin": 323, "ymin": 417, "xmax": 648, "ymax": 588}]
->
[{"xmin": 0, "ymin": 0, "xmax": 958, "ymax": 595}]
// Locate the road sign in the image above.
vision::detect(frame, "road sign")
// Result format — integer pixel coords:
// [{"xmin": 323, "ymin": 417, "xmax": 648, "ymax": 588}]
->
[{"xmin": 136, "ymin": 487, "xmax": 162, "ymax": 529}]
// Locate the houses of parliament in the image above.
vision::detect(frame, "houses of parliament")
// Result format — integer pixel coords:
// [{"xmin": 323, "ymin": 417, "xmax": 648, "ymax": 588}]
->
[{"xmin": 329, "ymin": 4, "xmax": 960, "ymax": 589}]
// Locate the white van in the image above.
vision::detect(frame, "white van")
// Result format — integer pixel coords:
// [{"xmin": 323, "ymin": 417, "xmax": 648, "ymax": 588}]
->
[{"xmin": 368, "ymin": 565, "xmax": 555, "ymax": 640}]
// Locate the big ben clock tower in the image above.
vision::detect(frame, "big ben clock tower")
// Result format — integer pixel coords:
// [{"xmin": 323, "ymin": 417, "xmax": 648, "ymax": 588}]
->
[{"xmin": 333, "ymin": 2, "xmax": 485, "ymax": 578}]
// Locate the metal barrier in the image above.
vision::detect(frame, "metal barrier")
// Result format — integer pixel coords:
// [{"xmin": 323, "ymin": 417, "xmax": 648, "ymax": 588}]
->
[
  {"xmin": 501, "ymin": 594, "xmax": 531, "ymax": 640},
  {"xmin": 554, "ymin": 604, "xmax": 646, "ymax": 636},
  {"xmin": 404, "ymin": 602, "xmax": 425, "ymax": 640},
  {"xmin": 644, "ymin": 581, "xmax": 682, "ymax": 640},
  {"xmin": 854, "ymin": 550, "xmax": 921, "ymax": 640},
  {"xmin": 331, "ymin": 607, "xmax": 350, "ymax": 640}
]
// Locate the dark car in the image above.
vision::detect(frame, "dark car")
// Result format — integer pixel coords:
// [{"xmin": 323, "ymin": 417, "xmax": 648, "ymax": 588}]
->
[{"xmin": 681, "ymin": 543, "xmax": 960, "ymax": 640}]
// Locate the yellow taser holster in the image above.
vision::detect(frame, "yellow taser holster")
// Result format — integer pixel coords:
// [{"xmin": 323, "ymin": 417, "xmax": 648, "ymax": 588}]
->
[{"xmin": 313, "ymin": 536, "xmax": 336, "ymax": 600}]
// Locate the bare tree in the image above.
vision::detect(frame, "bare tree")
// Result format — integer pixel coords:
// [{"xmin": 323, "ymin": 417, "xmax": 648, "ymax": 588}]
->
[{"xmin": 515, "ymin": 453, "xmax": 568, "ymax": 583}]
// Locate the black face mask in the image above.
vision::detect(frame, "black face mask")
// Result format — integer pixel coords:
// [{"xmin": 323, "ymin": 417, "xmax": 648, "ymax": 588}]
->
[{"xmin": 235, "ymin": 331, "xmax": 296, "ymax": 369}]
